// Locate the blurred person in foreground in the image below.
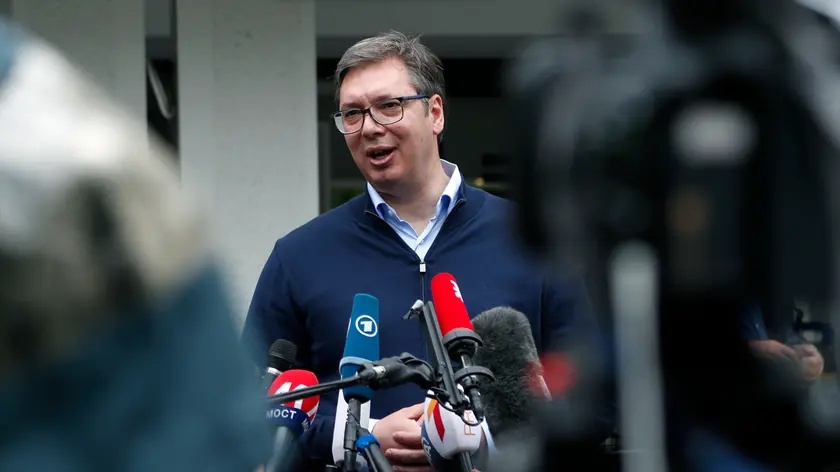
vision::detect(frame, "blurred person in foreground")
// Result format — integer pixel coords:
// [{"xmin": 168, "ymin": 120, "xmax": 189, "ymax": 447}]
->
[
  {"xmin": 0, "ymin": 18, "xmax": 268, "ymax": 471},
  {"xmin": 242, "ymin": 30, "xmax": 609, "ymax": 471}
]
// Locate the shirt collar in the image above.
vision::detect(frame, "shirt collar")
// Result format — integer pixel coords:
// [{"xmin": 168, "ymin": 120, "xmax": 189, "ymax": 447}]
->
[{"xmin": 367, "ymin": 160, "xmax": 462, "ymax": 221}]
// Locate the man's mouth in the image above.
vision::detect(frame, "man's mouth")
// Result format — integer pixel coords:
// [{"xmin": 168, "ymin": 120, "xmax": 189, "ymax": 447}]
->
[{"xmin": 366, "ymin": 147, "xmax": 396, "ymax": 163}]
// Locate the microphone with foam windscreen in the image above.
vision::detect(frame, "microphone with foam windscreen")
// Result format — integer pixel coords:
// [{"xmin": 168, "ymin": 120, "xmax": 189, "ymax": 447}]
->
[
  {"xmin": 266, "ymin": 369, "xmax": 320, "ymax": 472},
  {"xmin": 430, "ymin": 273, "xmax": 495, "ymax": 422},
  {"xmin": 471, "ymin": 307, "xmax": 552, "ymax": 438},
  {"xmin": 477, "ymin": 308, "xmax": 614, "ymax": 472},
  {"xmin": 262, "ymin": 339, "xmax": 297, "ymax": 393},
  {"xmin": 333, "ymin": 294, "xmax": 379, "ymax": 471}
]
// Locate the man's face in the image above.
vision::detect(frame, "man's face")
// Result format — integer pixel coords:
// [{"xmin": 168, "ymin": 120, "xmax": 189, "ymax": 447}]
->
[{"xmin": 338, "ymin": 57, "xmax": 444, "ymax": 194}]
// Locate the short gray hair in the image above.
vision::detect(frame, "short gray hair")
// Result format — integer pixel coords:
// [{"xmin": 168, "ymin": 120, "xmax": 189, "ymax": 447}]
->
[{"xmin": 334, "ymin": 31, "xmax": 446, "ymax": 142}]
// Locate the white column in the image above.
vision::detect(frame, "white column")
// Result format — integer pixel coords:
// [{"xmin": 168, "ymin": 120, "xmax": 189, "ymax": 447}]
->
[
  {"xmin": 10, "ymin": 0, "xmax": 146, "ymax": 120},
  {"xmin": 177, "ymin": 0, "xmax": 319, "ymax": 324}
]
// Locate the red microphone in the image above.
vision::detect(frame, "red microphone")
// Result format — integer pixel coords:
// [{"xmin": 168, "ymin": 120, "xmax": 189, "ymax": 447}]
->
[
  {"xmin": 430, "ymin": 272, "xmax": 495, "ymax": 422},
  {"xmin": 430, "ymin": 272, "xmax": 474, "ymax": 338},
  {"xmin": 266, "ymin": 369, "xmax": 320, "ymax": 472}
]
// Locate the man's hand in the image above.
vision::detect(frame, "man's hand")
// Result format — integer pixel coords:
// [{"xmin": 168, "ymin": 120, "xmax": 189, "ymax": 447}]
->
[
  {"xmin": 749, "ymin": 340, "xmax": 825, "ymax": 383},
  {"xmin": 371, "ymin": 403, "xmax": 432, "ymax": 472},
  {"xmin": 748, "ymin": 340, "xmax": 798, "ymax": 360},
  {"xmin": 390, "ymin": 427, "xmax": 434, "ymax": 472},
  {"xmin": 793, "ymin": 343, "xmax": 824, "ymax": 382}
]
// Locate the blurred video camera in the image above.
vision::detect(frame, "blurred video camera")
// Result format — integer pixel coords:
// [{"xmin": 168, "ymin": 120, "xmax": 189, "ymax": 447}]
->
[{"xmin": 499, "ymin": 0, "xmax": 840, "ymax": 471}]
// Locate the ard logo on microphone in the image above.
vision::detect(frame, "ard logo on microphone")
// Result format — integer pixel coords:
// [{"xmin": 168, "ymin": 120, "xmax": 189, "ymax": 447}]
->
[{"xmin": 355, "ymin": 314, "xmax": 378, "ymax": 337}]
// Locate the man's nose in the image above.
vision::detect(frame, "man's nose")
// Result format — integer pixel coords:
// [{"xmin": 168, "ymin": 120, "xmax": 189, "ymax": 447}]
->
[{"xmin": 361, "ymin": 112, "xmax": 386, "ymax": 137}]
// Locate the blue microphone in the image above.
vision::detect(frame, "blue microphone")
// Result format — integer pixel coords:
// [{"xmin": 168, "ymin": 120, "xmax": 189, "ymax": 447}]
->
[
  {"xmin": 339, "ymin": 293, "xmax": 380, "ymax": 401},
  {"xmin": 337, "ymin": 294, "xmax": 380, "ymax": 471}
]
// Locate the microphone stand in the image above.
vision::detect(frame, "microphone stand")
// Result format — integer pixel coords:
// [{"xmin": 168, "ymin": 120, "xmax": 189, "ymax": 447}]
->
[
  {"xmin": 343, "ymin": 398, "xmax": 363, "ymax": 472},
  {"xmin": 356, "ymin": 427, "xmax": 393, "ymax": 472},
  {"xmin": 340, "ymin": 401, "xmax": 394, "ymax": 472},
  {"xmin": 405, "ymin": 300, "xmax": 474, "ymax": 472},
  {"xmin": 442, "ymin": 328, "xmax": 494, "ymax": 423}
]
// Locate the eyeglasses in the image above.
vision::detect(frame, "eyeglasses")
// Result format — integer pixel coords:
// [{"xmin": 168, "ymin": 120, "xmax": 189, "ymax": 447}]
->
[{"xmin": 333, "ymin": 94, "xmax": 429, "ymax": 134}]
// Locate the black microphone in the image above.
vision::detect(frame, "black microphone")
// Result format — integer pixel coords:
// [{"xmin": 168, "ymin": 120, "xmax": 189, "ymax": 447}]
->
[
  {"xmin": 471, "ymin": 307, "xmax": 551, "ymax": 438},
  {"xmin": 262, "ymin": 339, "xmax": 297, "ymax": 392}
]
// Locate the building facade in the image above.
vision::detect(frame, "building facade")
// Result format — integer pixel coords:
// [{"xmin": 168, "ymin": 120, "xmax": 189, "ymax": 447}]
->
[{"xmin": 0, "ymin": 0, "xmax": 635, "ymax": 322}]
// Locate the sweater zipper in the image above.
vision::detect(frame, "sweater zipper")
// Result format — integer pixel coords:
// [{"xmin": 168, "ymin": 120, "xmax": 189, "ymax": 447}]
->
[
  {"xmin": 365, "ymin": 208, "xmax": 426, "ymax": 300},
  {"xmin": 419, "ymin": 261, "xmax": 427, "ymax": 302},
  {"xmin": 365, "ymin": 196, "xmax": 465, "ymax": 304},
  {"xmin": 417, "ymin": 198, "xmax": 464, "ymax": 303}
]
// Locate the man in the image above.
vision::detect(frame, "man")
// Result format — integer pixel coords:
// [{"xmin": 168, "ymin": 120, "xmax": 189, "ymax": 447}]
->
[
  {"xmin": 242, "ymin": 31, "xmax": 600, "ymax": 470},
  {"xmin": 742, "ymin": 302, "xmax": 824, "ymax": 383}
]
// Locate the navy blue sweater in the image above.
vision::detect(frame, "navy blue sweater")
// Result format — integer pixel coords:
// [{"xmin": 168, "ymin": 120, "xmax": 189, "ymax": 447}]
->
[{"xmin": 242, "ymin": 183, "xmax": 596, "ymax": 463}]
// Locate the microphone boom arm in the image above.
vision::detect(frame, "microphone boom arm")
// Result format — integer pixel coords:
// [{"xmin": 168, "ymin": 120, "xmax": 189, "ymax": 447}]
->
[
  {"xmin": 267, "ymin": 376, "xmax": 362, "ymax": 407},
  {"xmin": 266, "ymin": 354, "xmax": 437, "ymax": 407}
]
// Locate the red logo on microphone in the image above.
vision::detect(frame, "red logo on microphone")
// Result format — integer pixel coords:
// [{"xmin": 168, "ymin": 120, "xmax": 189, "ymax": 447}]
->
[
  {"xmin": 269, "ymin": 370, "xmax": 320, "ymax": 422},
  {"xmin": 426, "ymin": 399, "xmax": 446, "ymax": 440}
]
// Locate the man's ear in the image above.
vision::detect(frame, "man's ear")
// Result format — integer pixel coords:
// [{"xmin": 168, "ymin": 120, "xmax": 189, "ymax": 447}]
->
[{"xmin": 429, "ymin": 94, "xmax": 445, "ymax": 137}]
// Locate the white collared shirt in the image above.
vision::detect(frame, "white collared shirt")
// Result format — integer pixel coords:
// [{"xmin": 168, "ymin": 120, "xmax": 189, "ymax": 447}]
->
[{"xmin": 366, "ymin": 159, "xmax": 462, "ymax": 261}]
